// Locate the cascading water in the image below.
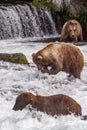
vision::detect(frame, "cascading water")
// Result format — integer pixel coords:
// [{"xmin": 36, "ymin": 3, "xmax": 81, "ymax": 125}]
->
[{"xmin": 0, "ymin": 3, "xmax": 61, "ymax": 40}]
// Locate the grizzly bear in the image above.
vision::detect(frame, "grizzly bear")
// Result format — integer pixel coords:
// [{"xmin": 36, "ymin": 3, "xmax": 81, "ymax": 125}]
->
[
  {"xmin": 13, "ymin": 92, "xmax": 82, "ymax": 116},
  {"xmin": 32, "ymin": 43, "xmax": 84, "ymax": 79},
  {"xmin": 60, "ymin": 20, "xmax": 83, "ymax": 42}
]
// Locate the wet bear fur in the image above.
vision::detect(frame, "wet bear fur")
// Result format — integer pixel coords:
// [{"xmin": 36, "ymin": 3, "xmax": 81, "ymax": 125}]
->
[
  {"xmin": 32, "ymin": 43, "xmax": 84, "ymax": 79},
  {"xmin": 60, "ymin": 20, "xmax": 83, "ymax": 42},
  {"xmin": 13, "ymin": 92, "xmax": 82, "ymax": 116}
]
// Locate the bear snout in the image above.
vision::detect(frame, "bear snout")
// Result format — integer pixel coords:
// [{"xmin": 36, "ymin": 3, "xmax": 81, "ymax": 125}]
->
[
  {"xmin": 71, "ymin": 34, "xmax": 75, "ymax": 38},
  {"xmin": 13, "ymin": 105, "xmax": 18, "ymax": 111},
  {"xmin": 13, "ymin": 105, "xmax": 23, "ymax": 111},
  {"xmin": 13, "ymin": 103, "xmax": 24, "ymax": 111}
]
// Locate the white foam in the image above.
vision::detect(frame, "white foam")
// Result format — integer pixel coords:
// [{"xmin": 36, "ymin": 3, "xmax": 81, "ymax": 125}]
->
[{"xmin": 0, "ymin": 39, "xmax": 87, "ymax": 130}]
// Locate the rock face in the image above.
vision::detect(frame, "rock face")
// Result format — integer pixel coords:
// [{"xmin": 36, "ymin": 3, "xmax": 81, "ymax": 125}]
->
[
  {"xmin": 69, "ymin": 0, "xmax": 87, "ymax": 14},
  {"xmin": 0, "ymin": 53, "xmax": 29, "ymax": 64},
  {"xmin": 13, "ymin": 92, "xmax": 82, "ymax": 116},
  {"xmin": 52, "ymin": 0, "xmax": 87, "ymax": 14},
  {"xmin": 32, "ymin": 43, "xmax": 84, "ymax": 79}
]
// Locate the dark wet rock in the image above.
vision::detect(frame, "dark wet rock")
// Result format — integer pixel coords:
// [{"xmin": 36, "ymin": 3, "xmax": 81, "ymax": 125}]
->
[
  {"xmin": 52, "ymin": 0, "xmax": 87, "ymax": 15},
  {"xmin": 0, "ymin": 53, "xmax": 29, "ymax": 64},
  {"xmin": 74, "ymin": 42, "xmax": 87, "ymax": 46}
]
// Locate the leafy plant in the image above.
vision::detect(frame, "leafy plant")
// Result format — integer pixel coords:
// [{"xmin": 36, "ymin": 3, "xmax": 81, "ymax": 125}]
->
[{"xmin": 33, "ymin": 0, "xmax": 59, "ymax": 11}]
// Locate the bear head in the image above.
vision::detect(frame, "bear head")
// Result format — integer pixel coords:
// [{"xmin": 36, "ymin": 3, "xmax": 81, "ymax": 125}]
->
[
  {"xmin": 67, "ymin": 22, "xmax": 78, "ymax": 41},
  {"xmin": 13, "ymin": 92, "xmax": 33, "ymax": 111},
  {"xmin": 32, "ymin": 52, "xmax": 55, "ymax": 73}
]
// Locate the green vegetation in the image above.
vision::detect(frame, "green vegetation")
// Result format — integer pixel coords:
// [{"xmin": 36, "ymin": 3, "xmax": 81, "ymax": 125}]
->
[
  {"xmin": 33, "ymin": 0, "xmax": 59, "ymax": 11},
  {"xmin": 59, "ymin": 0, "xmax": 74, "ymax": 25},
  {"xmin": 0, "ymin": 53, "xmax": 29, "ymax": 64},
  {"xmin": 77, "ymin": 9, "xmax": 87, "ymax": 37}
]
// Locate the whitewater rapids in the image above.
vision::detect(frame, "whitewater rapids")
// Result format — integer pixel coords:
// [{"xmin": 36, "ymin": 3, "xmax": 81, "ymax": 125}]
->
[{"xmin": 0, "ymin": 39, "xmax": 87, "ymax": 130}]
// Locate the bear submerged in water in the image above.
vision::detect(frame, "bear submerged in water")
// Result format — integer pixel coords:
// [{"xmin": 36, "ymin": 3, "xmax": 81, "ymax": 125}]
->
[{"xmin": 13, "ymin": 92, "xmax": 82, "ymax": 116}]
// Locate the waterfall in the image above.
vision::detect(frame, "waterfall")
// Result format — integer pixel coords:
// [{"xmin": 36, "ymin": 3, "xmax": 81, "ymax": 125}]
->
[{"xmin": 0, "ymin": 3, "xmax": 61, "ymax": 40}]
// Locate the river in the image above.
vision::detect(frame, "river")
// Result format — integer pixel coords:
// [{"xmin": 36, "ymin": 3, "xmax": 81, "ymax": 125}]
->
[{"xmin": 0, "ymin": 38, "xmax": 87, "ymax": 130}]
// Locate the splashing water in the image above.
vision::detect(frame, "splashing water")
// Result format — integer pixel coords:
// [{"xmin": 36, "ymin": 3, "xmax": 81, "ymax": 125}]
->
[{"xmin": 0, "ymin": 39, "xmax": 87, "ymax": 130}]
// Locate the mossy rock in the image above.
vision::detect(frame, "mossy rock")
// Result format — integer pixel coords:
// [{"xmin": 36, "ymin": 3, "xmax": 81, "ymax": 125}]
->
[{"xmin": 0, "ymin": 53, "xmax": 29, "ymax": 64}]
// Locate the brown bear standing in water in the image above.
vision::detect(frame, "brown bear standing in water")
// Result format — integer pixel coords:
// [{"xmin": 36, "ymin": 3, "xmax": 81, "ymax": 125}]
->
[
  {"xmin": 32, "ymin": 43, "xmax": 84, "ymax": 79},
  {"xmin": 60, "ymin": 20, "xmax": 83, "ymax": 42},
  {"xmin": 13, "ymin": 92, "xmax": 82, "ymax": 116}
]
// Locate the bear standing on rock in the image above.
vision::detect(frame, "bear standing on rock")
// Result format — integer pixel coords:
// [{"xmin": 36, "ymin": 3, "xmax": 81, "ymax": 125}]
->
[
  {"xmin": 13, "ymin": 92, "xmax": 82, "ymax": 116},
  {"xmin": 32, "ymin": 43, "xmax": 84, "ymax": 79},
  {"xmin": 60, "ymin": 20, "xmax": 83, "ymax": 42}
]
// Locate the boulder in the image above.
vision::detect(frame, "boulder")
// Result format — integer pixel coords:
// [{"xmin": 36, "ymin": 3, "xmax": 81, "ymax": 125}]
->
[{"xmin": 0, "ymin": 53, "xmax": 29, "ymax": 64}]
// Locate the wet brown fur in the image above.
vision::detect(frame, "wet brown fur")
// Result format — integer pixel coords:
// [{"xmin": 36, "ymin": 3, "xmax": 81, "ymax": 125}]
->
[
  {"xmin": 60, "ymin": 20, "xmax": 83, "ymax": 42},
  {"xmin": 32, "ymin": 43, "xmax": 84, "ymax": 79},
  {"xmin": 13, "ymin": 92, "xmax": 82, "ymax": 116}
]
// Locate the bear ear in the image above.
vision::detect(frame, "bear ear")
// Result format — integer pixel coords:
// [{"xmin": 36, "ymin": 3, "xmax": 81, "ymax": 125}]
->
[
  {"xmin": 28, "ymin": 92, "xmax": 34, "ymax": 101},
  {"xmin": 37, "ymin": 55, "xmax": 42, "ymax": 60},
  {"xmin": 32, "ymin": 53, "xmax": 36, "ymax": 57}
]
